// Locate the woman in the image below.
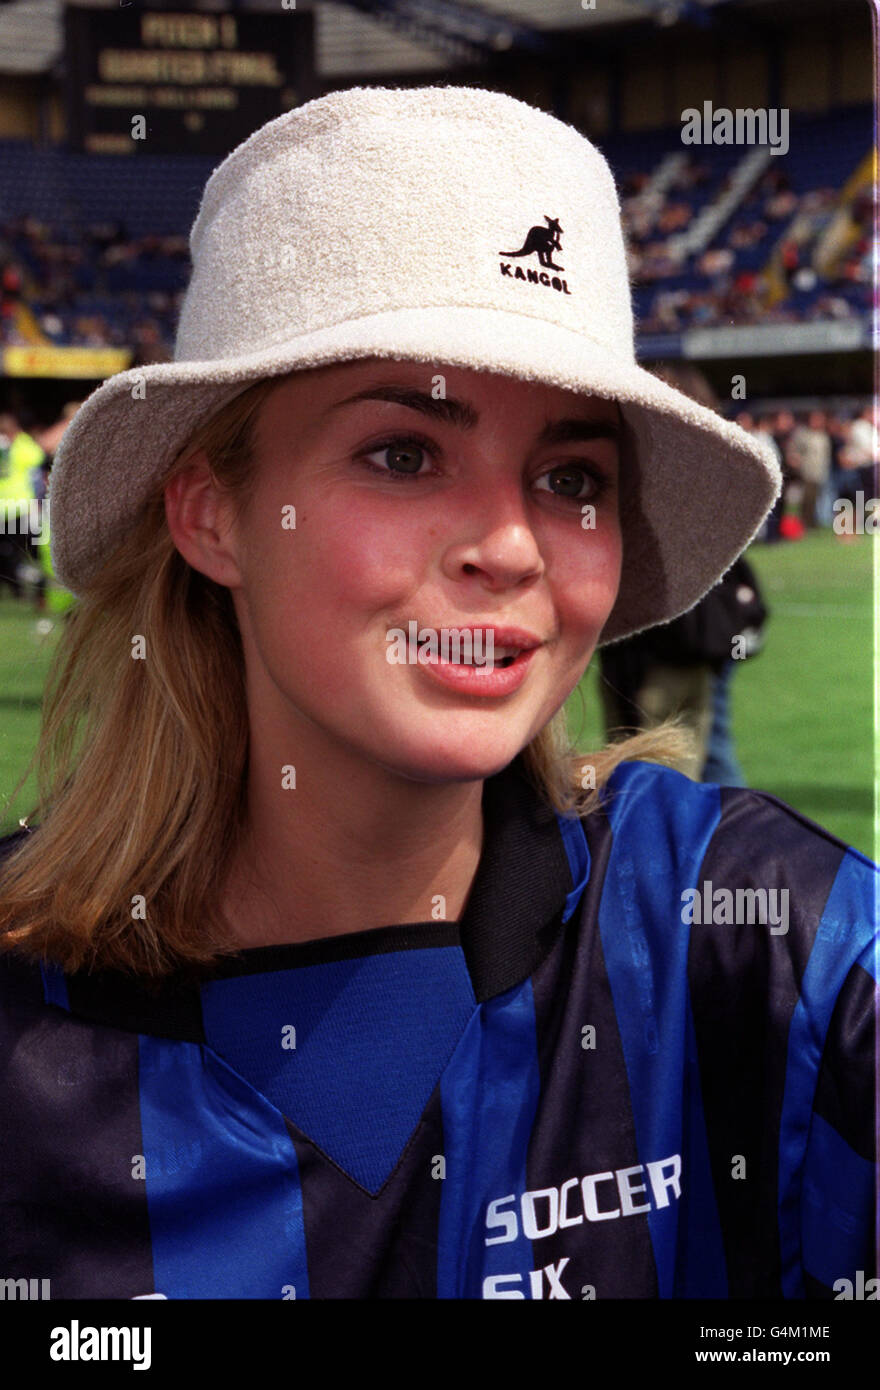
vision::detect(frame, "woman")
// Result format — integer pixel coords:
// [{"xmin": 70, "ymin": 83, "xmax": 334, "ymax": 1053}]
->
[{"xmin": 0, "ymin": 85, "xmax": 875, "ymax": 1300}]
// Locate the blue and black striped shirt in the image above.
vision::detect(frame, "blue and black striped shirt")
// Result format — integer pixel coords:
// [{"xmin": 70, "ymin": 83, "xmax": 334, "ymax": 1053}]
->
[{"xmin": 0, "ymin": 757, "xmax": 876, "ymax": 1298}]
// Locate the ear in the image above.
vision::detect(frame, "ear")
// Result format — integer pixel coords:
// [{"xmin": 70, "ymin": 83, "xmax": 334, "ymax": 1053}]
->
[{"xmin": 164, "ymin": 452, "xmax": 245, "ymax": 589}]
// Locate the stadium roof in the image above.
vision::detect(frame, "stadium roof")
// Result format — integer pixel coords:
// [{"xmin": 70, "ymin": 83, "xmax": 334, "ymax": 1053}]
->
[{"xmin": 0, "ymin": 0, "xmax": 828, "ymax": 79}]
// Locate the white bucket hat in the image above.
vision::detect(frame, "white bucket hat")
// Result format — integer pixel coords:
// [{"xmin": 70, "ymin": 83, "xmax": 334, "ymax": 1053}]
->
[{"xmin": 48, "ymin": 82, "xmax": 781, "ymax": 643}]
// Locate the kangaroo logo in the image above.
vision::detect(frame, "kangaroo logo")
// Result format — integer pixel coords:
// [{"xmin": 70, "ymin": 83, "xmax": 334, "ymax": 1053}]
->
[{"xmin": 499, "ymin": 216, "xmax": 564, "ymax": 271}]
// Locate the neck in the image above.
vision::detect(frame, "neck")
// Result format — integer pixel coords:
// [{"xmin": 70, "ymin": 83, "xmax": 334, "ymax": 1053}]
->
[{"xmin": 219, "ymin": 723, "xmax": 487, "ymax": 950}]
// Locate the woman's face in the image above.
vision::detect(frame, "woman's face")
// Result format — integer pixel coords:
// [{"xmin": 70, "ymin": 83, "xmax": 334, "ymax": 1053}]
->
[{"xmin": 211, "ymin": 358, "xmax": 622, "ymax": 783}]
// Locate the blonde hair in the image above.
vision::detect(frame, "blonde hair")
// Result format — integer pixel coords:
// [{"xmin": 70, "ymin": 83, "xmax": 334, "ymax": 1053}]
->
[{"xmin": 0, "ymin": 373, "xmax": 691, "ymax": 978}]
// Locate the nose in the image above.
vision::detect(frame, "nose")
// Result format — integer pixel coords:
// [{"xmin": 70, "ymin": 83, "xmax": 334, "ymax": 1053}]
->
[{"xmin": 440, "ymin": 481, "xmax": 545, "ymax": 592}]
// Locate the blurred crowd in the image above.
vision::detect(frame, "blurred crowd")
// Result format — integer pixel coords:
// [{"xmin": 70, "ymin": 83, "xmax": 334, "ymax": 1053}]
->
[
  {"xmin": 0, "ymin": 142, "xmax": 873, "ymax": 353},
  {"xmin": 0, "ymin": 215, "xmax": 187, "ymax": 362},
  {"xmin": 733, "ymin": 402, "xmax": 878, "ymax": 539},
  {"xmin": 0, "ymin": 401, "xmax": 80, "ymax": 615},
  {"xmin": 625, "ymin": 160, "xmax": 873, "ymax": 334}
]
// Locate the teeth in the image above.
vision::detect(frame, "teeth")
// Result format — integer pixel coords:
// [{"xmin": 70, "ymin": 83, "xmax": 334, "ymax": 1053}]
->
[
  {"xmin": 408, "ymin": 634, "xmax": 529, "ymax": 666},
  {"xmin": 455, "ymin": 651, "xmax": 519, "ymax": 666}
]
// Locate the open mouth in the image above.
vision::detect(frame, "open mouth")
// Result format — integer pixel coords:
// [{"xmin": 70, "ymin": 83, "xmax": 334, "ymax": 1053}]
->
[{"xmin": 414, "ymin": 635, "xmax": 521, "ymax": 667}]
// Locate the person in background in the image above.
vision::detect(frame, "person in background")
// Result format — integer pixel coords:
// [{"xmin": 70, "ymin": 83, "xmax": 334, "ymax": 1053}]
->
[
  {"xmin": 825, "ymin": 409, "xmax": 852, "ymax": 529},
  {"xmin": 839, "ymin": 402, "xmax": 878, "ymax": 507},
  {"xmin": 36, "ymin": 401, "xmax": 81, "ymax": 465},
  {"xmin": 0, "ymin": 406, "xmax": 44, "ymax": 605},
  {"xmin": 734, "ymin": 409, "xmax": 754, "ymax": 433},
  {"xmin": 599, "ymin": 365, "xmax": 768, "ymax": 785},
  {"xmin": 599, "ymin": 554, "xmax": 768, "ymax": 785},
  {"xmin": 753, "ymin": 414, "xmax": 784, "ymax": 541},
  {"xmin": 699, "ymin": 557, "xmax": 768, "ymax": 786},
  {"xmin": 33, "ymin": 403, "xmax": 82, "ymax": 622},
  {"xmin": 786, "ymin": 409, "xmax": 832, "ymax": 529},
  {"xmin": 762, "ymin": 409, "xmax": 798, "ymax": 540}
]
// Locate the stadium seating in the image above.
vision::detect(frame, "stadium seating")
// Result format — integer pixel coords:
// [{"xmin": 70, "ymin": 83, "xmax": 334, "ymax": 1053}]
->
[{"xmin": 0, "ymin": 103, "xmax": 873, "ymax": 351}]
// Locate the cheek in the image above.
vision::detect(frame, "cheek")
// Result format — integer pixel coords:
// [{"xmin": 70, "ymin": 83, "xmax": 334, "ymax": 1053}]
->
[
  {"xmin": 255, "ymin": 489, "xmax": 430, "ymax": 620},
  {"xmin": 549, "ymin": 521, "xmax": 623, "ymax": 635}
]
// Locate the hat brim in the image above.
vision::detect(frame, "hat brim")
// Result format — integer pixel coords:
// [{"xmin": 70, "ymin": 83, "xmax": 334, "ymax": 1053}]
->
[{"xmin": 48, "ymin": 304, "xmax": 781, "ymax": 643}]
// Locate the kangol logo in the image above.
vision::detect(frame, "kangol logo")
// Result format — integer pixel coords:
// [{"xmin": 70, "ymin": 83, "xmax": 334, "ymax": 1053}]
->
[{"xmin": 499, "ymin": 215, "xmax": 572, "ymax": 295}]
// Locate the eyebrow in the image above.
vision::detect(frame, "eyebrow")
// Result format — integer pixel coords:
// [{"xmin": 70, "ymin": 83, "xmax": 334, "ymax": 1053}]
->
[{"xmin": 325, "ymin": 385, "xmax": 621, "ymax": 448}]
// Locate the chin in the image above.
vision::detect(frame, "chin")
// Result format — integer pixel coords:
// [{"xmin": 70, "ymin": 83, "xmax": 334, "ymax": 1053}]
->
[{"xmin": 374, "ymin": 731, "xmax": 528, "ymax": 786}]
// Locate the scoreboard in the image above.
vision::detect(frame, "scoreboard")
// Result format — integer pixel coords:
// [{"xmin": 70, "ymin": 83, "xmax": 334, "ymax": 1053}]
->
[{"xmin": 64, "ymin": 6, "xmax": 316, "ymax": 156}]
